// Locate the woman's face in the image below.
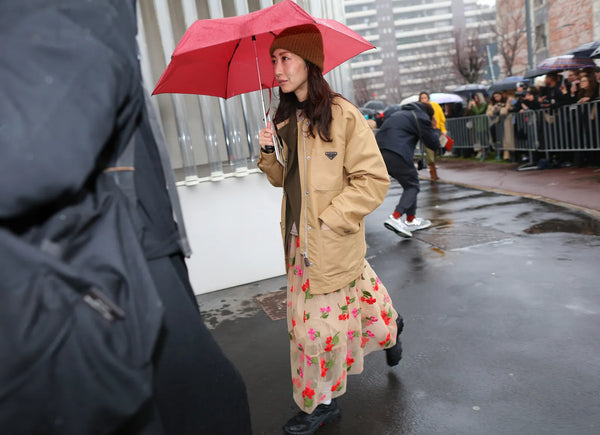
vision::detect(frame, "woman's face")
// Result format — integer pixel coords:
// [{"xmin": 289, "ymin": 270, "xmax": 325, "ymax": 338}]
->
[
  {"xmin": 271, "ymin": 49, "xmax": 309, "ymax": 101},
  {"xmin": 580, "ymin": 75, "xmax": 589, "ymax": 89},
  {"xmin": 419, "ymin": 93, "xmax": 429, "ymax": 103},
  {"xmin": 493, "ymin": 93, "xmax": 502, "ymax": 103}
]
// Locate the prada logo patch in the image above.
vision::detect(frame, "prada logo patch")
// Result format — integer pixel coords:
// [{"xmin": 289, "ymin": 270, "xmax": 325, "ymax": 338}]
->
[{"xmin": 325, "ymin": 151, "xmax": 338, "ymax": 160}]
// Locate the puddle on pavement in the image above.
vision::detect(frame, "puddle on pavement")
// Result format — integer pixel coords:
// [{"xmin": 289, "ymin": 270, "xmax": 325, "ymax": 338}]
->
[
  {"xmin": 524, "ymin": 218, "xmax": 600, "ymax": 236},
  {"xmin": 201, "ymin": 298, "xmax": 260, "ymax": 329}
]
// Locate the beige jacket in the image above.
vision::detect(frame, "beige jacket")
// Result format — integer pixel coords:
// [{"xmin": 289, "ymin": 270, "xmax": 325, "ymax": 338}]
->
[{"xmin": 258, "ymin": 97, "xmax": 390, "ymax": 295}]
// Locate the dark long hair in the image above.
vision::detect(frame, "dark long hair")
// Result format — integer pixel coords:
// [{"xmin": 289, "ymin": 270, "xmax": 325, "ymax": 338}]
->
[
  {"xmin": 578, "ymin": 73, "xmax": 599, "ymax": 100},
  {"xmin": 273, "ymin": 61, "xmax": 342, "ymax": 142}
]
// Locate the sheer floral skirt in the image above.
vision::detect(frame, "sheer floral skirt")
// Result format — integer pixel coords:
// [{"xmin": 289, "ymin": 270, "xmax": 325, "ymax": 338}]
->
[{"xmin": 287, "ymin": 235, "xmax": 399, "ymax": 413}]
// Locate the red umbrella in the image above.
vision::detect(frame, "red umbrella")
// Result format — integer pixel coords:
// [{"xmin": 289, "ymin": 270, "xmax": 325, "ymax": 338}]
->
[
  {"xmin": 152, "ymin": 0, "xmax": 374, "ymax": 99},
  {"xmin": 537, "ymin": 55, "xmax": 596, "ymax": 72}
]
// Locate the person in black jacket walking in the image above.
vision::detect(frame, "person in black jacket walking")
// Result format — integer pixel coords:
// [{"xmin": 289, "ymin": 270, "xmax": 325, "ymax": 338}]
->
[{"xmin": 375, "ymin": 102, "xmax": 444, "ymax": 238}]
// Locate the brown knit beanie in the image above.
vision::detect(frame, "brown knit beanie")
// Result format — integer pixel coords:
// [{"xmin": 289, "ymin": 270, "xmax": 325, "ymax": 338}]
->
[{"xmin": 270, "ymin": 24, "xmax": 324, "ymax": 71}]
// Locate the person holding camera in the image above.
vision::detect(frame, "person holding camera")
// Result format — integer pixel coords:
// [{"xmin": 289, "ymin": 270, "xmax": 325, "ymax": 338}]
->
[
  {"xmin": 376, "ymin": 102, "xmax": 446, "ymax": 238},
  {"xmin": 520, "ymin": 87, "xmax": 541, "ymax": 111},
  {"xmin": 540, "ymin": 72, "xmax": 570, "ymax": 110}
]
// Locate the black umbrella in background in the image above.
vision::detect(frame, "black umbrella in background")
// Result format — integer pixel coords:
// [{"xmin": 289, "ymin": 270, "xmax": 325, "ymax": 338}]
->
[
  {"xmin": 452, "ymin": 83, "xmax": 488, "ymax": 99},
  {"xmin": 524, "ymin": 68, "xmax": 546, "ymax": 79},
  {"xmin": 487, "ymin": 76, "xmax": 528, "ymax": 94},
  {"xmin": 567, "ymin": 40, "xmax": 600, "ymax": 58}
]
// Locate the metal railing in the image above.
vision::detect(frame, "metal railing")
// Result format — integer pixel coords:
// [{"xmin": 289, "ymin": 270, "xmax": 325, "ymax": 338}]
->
[{"xmin": 446, "ymin": 100, "xmax": 600, "ymax": 163}]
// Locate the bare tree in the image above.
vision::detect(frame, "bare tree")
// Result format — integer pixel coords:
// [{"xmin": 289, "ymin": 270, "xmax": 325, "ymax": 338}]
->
[
  {"xmin": 452, "ymin": 26, "xmax": 487, "ymax": 83},
  {"xmin": 352, "ymin": 78, "xmax": 371, "ymax": 106},
  {"xmin": 492, "ymin": 6, "xmax": 526, "ymax": 77},
  {"xmin": 421, "ymin": 57, "xmax": 457, "ymax": 93}
]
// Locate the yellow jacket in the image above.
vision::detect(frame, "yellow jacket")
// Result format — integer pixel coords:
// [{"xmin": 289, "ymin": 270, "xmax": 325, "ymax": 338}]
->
[
  {"xmin": 431, "ymin": 101, "xmax": 447, "ymax": 134},
  {"xmin": 258, "ymin": 97, "xmax": 390, "ymax": 294}
]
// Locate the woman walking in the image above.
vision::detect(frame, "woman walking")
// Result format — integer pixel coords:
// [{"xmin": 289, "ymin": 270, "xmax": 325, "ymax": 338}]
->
[{"xmin": 258, "ymin": 24, "xmax": 402, "ymax": 435}]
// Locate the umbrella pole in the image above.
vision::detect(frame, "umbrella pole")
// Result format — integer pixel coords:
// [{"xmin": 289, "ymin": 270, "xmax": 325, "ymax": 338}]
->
[
  {"xmin": 252, "ymin": 35, "xmax": 283, "ymax": 166},
  {"xmin": 252, "ymin": 36, "xmax": 269, "ymax": 125}
]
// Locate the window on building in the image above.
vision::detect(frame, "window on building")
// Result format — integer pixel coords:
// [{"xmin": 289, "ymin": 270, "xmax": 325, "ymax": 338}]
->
[{"xmin": 535, "ymin": 24, "xmax": 547, "ymax": 50}]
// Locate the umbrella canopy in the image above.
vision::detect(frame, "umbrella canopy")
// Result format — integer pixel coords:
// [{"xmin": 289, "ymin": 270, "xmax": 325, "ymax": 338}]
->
[
  {"xmin": 566, "ymin": 40, "xmax": 600, "ymax": 58},
  {"xmin": 591, "ymin": 46, "xmax": 600, "ymax": 59},
  {"xmin": 536, "ymin": 54, "xmax": 596, "ymax": 72},
  {"xmin": 400, "ymin": 93, "xmax": 463, "ymax": 106},
  {"xmin": 451, "ymin": 83, "xmax": 488, "ymax": 98},
  {"xmin": 487, "ymin": 76, "xmax": 528, "ymax": 94},
  {"xmin": 399, "ymin": 94, "xmax": 419, "ymax": 105},
  {"xmin": 524, "ymin": 68, "xmax": 547, "ymax": 79},
  {"xmin": 152, "ymin": 0, "xmax": 374, "ymax": 99},
  {"xmin": 429, "ymin": 92, "xmax": 463, "ymax": 104}
]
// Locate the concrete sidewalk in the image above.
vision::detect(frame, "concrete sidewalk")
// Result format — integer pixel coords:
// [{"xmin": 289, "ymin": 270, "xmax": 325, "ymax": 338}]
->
[
  {"xmin": 431, "ymin": 158, "xmax": 600, "ymax": 216},
  {"xmin": 197, "ymin": 161, "xmax": 600, "ymax": 435}
]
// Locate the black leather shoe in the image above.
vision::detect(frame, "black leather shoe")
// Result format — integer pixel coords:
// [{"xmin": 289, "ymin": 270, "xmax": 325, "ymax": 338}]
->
[
  {"xmin": 283, "ymin": 399, "xmax": 341, "ymax": 435},
  {"xmin": 385, "ymin": 315, "xmax": 404, "ymax": 367}
]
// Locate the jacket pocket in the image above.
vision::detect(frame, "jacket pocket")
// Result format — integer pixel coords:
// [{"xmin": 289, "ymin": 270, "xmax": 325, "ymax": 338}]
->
[
  {"xmin": 310, "ymin": 148, "xmax": 344, "ymax": 191},
  {"xmin": 317, "ymin": 226, "xmax": 363, "ymax": 276}
]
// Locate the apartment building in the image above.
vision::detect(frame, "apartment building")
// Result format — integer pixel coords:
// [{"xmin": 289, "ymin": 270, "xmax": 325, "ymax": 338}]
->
[{"xmin": 344, "ymin": 0, "xmax": 496, "ymax": 104}]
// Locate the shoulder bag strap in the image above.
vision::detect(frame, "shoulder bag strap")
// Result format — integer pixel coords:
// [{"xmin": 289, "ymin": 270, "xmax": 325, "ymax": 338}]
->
[{"xmin": 411, "ymin": 111, "xmax": 427, "ymax": 162}]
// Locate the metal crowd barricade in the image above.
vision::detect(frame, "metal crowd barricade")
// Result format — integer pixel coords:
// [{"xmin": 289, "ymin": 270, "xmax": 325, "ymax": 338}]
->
[
  {"xmin": 446, "ymin": 100, "xmax": 600, "ymax": 163},
  {"xmin": 511, "ymin": 110, "xmax": 539, "ymax": 163},
  {"xmin": 537, "ymin": 100, "xmax": 600, "ymax": 154},
  {"xmin": 446, "ymin": 114, "xmax": 490, "ymax": 159}
]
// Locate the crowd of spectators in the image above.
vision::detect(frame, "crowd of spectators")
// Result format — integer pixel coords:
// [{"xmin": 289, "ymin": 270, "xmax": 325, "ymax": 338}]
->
[{"xmin": 446, "ymin": 67, "xmax": 600, "ymax": 166}]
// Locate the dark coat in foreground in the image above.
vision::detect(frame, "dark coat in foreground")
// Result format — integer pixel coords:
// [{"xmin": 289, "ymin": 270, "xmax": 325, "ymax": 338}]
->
[
  {"xmin": 0, "ymin": 1, "xmax": 250, "ymax": 434},
  {"xmin": 375, "ymin": 102, "xmax": 441, "ymax": 165}
]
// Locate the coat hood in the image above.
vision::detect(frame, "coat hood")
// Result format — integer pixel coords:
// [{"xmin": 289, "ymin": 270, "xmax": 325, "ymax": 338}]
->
[{"xmin": 401, "ymin": 102, "xmax": 427, "ymax": 115}]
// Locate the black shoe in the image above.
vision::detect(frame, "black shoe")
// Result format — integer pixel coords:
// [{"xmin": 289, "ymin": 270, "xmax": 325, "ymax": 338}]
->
[
  {"xmin": 396, "ymin": 315, "xmax": 404, "ymax": 335},
  {"xmin": 385, "ymin": 316, "xmax": 404, "ymax": 367},
  {"xmin": 283, "ymin": 399, "xmax": 341, "ymax": 435}
]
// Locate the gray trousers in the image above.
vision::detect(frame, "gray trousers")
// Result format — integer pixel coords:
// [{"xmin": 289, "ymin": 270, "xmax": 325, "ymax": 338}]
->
[{"xmin": 381, "ymin": 149, "xmax": 420, "ymax": 216}]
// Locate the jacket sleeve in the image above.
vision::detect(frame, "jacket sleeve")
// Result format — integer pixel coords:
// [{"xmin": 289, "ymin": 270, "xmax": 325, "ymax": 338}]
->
[
  {"xmin": 319, "ymin": 107, "xmax": 390, "ymax": 235},
  {"xmin": 257, "ymin": 148, "xmax": 284, "ymax": 187},
  {"xmin": 419, "ymin": 117, "xmax": 442, "ymax": 152},
  {"xmin": 438, "ymin": 110, "xmax": 447, "ymax": 134},
  {"xmin": 471, "ymin": 103, "xmax": 488, "ymax": 115},
  {"xmin": 0, "ymin": 5, "xmax": 131, "ymax": 218},
  {"xmin": 433, "ymin": 103, "xmax": 447, "ymax": 134}
]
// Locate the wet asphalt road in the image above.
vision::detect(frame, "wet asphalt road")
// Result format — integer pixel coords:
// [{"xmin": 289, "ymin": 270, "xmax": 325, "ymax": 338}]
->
[{"xmin": 198, "ymin": 180, "xmax": 600, "ymax": 435}]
